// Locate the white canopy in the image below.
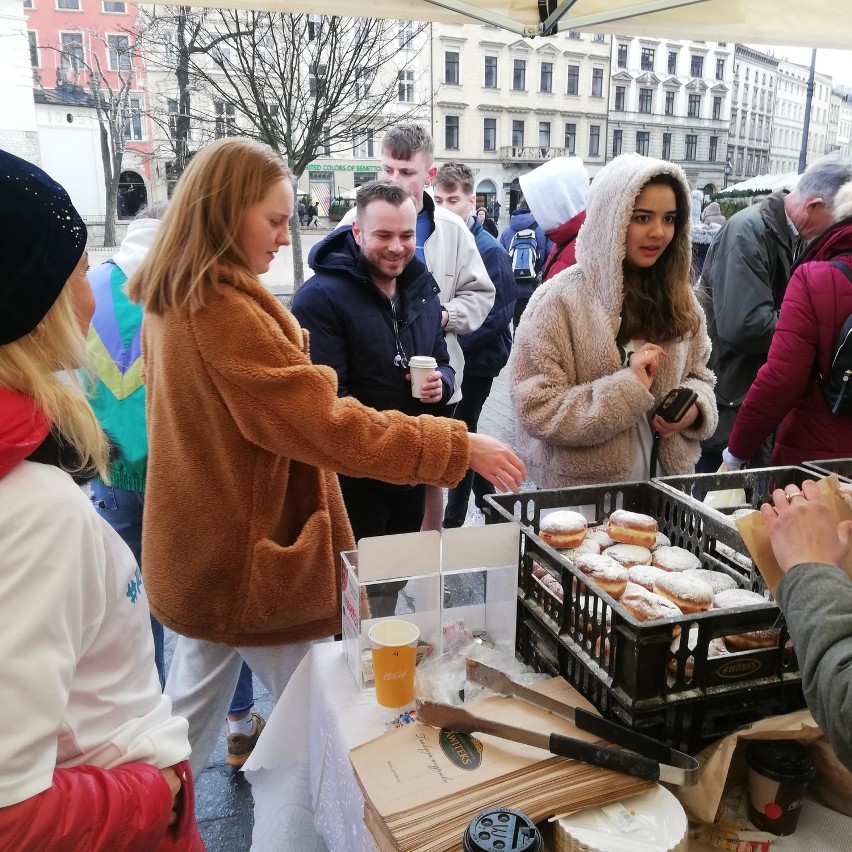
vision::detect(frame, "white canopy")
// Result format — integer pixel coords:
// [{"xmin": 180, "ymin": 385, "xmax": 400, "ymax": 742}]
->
[
  {"xmin": 194, "ymin": 0, "xmax": 852, "ymax": 50},
  {"xmin": 716, "ymin": 171, "xmax": 801, "ymax": 196}
]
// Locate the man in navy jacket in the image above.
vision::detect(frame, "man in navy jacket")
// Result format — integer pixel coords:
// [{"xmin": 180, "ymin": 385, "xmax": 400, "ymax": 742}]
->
[
  {"xmin": 433, "ymin": 163, "xmax": 518, "ymax": 527},
  {"xmin": 293, "ymin": 180, "xmax": 453, "ymax": 616}
]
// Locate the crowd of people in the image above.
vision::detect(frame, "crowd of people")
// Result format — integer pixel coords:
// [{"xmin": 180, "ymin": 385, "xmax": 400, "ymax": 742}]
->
[{"xmin": 2, "ymin": 123, "xmax": 852, "ymax": 848}]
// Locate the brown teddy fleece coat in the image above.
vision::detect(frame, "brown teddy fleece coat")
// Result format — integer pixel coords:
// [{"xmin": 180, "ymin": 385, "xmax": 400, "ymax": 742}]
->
[
  {"xmin": 511, "ymin": 153, "xmax": 718, "ymax": 487},
  {"xmin": 141, "ymin": 268, "xmax": 470, "ymax": 646}
]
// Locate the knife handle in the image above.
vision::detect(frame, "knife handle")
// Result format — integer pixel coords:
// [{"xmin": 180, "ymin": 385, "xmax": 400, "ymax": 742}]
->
[
  {"xmin": 572, "ymin": 707, "xmax": 674, "ymax": 765},
  {"xmin": 548, "ymin": 732, "xmax": 661, "ymax": 782}
]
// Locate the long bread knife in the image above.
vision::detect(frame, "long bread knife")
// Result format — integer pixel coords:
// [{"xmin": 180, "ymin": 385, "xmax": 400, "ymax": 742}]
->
[{"xmin": 464, "ymin": 658, "xmax": 699, "ymax": 786}]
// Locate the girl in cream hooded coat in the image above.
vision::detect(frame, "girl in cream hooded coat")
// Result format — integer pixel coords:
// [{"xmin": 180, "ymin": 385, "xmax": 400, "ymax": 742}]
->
[{"xmin": 511, "ymin": 154, "xmax": 717, "ymax": 487}]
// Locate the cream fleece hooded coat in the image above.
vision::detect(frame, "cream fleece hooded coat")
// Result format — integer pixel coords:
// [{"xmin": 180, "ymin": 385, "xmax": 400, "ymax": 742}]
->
[{"xmin": 511, "ymin": 153, "xmax": 717, "ymax": 487}]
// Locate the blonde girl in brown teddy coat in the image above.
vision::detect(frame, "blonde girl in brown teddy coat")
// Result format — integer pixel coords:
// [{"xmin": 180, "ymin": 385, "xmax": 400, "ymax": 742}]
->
[
  {"xmin": 127, "ymin": 138, "xmax": 525, "ymax": 778},
  {"xmin": 511, "ymin": 153, "xmax": 717, "ymax": 488}
]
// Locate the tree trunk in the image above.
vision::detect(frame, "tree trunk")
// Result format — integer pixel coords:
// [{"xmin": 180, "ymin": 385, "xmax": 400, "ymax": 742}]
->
[
  {"xmin": 290, "ymin": 174, "xmax": 305, "ymax": 292},
  {"xmin": 174, "ymin": 10, "xmax": 192, "ymax": 177},
  {"xmin": 100, "ymin": 125, "xmax": 117, "ymax": 247}
]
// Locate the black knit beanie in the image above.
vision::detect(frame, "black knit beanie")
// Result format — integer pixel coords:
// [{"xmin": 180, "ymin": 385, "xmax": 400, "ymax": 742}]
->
[{"xmin": 0, "ymin": 149, "xmax": 87, "ymax": 345}]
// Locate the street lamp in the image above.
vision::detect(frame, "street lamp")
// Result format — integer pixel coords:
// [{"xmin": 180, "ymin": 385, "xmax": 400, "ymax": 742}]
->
[{"xmin": 723, "ymin": 161, "xmax": 733, "ymax": 190}]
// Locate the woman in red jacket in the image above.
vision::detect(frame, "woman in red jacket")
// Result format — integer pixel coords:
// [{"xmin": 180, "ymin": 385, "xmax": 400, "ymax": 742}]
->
[
  {"xmin": 0, "ymin": 151, "xmax": 202, "ymax": 850},
  {"xmin": 725, "ymin": 181, "xmax": 852, "ymax": 468}
]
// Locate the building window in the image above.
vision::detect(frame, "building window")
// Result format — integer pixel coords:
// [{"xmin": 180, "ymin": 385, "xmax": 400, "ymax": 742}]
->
[
  {"xmin": 712, "ymin": 96, "xmax": 722, "ymax": 120},
  {"xmin": 307, "ymin": 15, "xmax": 325, "ymax": 41},
  {"xmin": 665, "ymin": 91, "xmax": 675, "ymax": 115},
  {"xmin": 59, "ymin": 32, "xmax": 84, "ymax": 80},
  {"xmin": 214, "ymin": 101, "xmax": 236, "ymax": 138},
  {"xmin": 592, "ymin": 33, "xmax": 605, "ymax": 43},
  {"xmin": 640, "ymin": 47, "xmax": 655, "ymax": 71},
  {"xmin": 103, "ymin": 0, "xmax": 126, "ymax": 11},
  {"xmin": 589, "ymin": 124, "xmax": 600, "ymax": 156},
  {"xmin": 685, "ymin": 133, "xmax": 697, "ymax": 160},
  {"xmin": 662, "ymin": 132, "xmax": 672, "ymax": 160},
  {"xmin": 538, "ymin": 121, "xmax": 551, "ymax": 148},
  {"xmin": 709, "ymin": 135, "xmax": 718, "ymax": 161},
  {"xmin": 167, "ymin": 98, "xmax": 178, "ymax": 140},
  {"xmin": 636, "ymin": 130, "xmax": 649, "ymax": 156},
  {"xmin": 591, "ymin": 68, "xmax": 603, "ymax": 98},
  {"xmin": 445, "ymin": 51, "xmax": 459, "ymax": 85},
  {"xmin": 123, "ymin": 95, "xmax": 143, "ymax": 140},
  {"xmin": 57, "ymin": 0, "xmax": 80, "ymax": 8},
  {"xmin": 687, "ymin": 93, "xmax": 701, "ymax": 118},
  {"xmin": 308, "ymin": 63, "xmax": 327, "ymax": 97},
  {"xmin": 564, "ymin": 122, "xmax": 576, "ymax": 155},
  {"xmin": 690, "ymin": 54, "xmax": 704, "ymax": 78},
  {"xmin": 398, "ymin": 20, "xmax": 414, "ymax": 49},
  {"xmin": 512, "ymin": 59, "xmax": 526, "ymax": 91},
  {"xmin": 638, "ymin": 88, "xmax": 652, "ymax": 113},
  {"xmin": 668, "ymin": 51, "xmax": 677, "ymax": 74},
  {"xmin": 568, "ymin": 30, "xmax": 581, "ymax": 39},
  {"xmin": 614, "ymin": 85, "xmax": 625, "ymax": 111},
  {"xmin": 512, "ymin": 120, "xmax": 524, "ymax": 147},
  {"xmin": 23, "ymin": 0, "xmax": 32, "ymax": 7},
  {"xmin": 354, "ymin": 130, "xmax": 375, "ymax": 158},
  {"xmin": 28, "ymin": 31, "xmax": 39, "ymax": 67},
  {"xmin": 445, "ymin": 116, "xmax": 459, "ymax": 150},
  {"xmin": 483, "ymin": 117, "xmax": 496, "ymax": 151},
  {"xmin": 566, "ymin": 64, "xmax": 579, "ymax": 95},
  {"xmin": 612, "ymin": 129, "xmax": 622, "ymax": 157},
  {"xmin": 616, "ymin": 43, "xmax": 627, "ymax": 68},
  {"xmin": 540, "ymin": 61, "xmax": 553, "ymax": 93},
  {"xmin": 107, "ymin": 34, "xmax": 131, "ymax": 71},
  {"xmin": 484, "ymin": 55, "xmax": 497, "ymax": 88},
  {"xmin": 716, "ymin": 58, "xmax": 725, "ymax": 80},
  {"xmin": 398, "ymin": 69, "xmax": 414, "ymax": 102}
]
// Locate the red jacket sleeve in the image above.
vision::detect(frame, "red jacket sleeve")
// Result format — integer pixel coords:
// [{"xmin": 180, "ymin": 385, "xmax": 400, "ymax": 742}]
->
[{"xmin": 0, "ymin": 762, "xmax": 176, "ymax": 851}]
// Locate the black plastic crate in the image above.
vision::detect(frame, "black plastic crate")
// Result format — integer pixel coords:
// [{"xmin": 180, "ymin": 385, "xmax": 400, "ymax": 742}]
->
[
  {"xmin": 801, "ymin": 457, "xmax": 852, "ymax": 482},
  {"xmin": 486, "ymin": 480, "xmax": 805, "ymax": 753}
]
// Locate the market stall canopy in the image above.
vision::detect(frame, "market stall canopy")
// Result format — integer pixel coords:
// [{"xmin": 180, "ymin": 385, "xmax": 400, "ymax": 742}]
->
[
  {"xmin": 716, "ymin": 171, "xmax": 800, "ymax": 197},
  {"xmin": 190, "ymin": 0, "xmax": 852, "ymax": 49}
]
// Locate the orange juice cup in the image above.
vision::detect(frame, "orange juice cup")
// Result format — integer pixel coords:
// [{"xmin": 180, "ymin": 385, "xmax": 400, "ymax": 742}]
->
[{"xmin": 368, "ymin": 619, "xmax": 420, "ymax": 708}]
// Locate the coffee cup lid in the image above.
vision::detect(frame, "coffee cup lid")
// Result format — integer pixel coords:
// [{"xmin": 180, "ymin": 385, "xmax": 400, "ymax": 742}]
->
[
  {"xmin": 462, "ymin": 808, "xmax": 542, "ymax": 852},
  {"xmin": 745, "ymin": 740, "xmax": 816, "ymax": 784}
]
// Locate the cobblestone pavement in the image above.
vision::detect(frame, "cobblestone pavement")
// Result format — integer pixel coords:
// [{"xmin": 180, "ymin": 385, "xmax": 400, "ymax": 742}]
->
[{"xmin": 182, "ymin": 362, "xmax": 524, "ymax": 849}]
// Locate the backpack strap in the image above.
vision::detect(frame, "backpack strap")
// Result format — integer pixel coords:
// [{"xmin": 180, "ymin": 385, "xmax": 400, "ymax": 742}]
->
[{"xmin": 830, "ymin": 257, "xmax": 852, "ymax": 282}]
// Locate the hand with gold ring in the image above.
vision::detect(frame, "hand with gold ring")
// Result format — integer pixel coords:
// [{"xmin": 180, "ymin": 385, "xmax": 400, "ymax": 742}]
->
[{"xmin": 760, "ymin": 479, "xmax": 852, "ymax": 574}]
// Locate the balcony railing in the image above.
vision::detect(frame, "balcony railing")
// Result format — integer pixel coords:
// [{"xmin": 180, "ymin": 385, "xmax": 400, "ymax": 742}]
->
[{"xmin": 499, "ymin": 145, "xmax": 570, "ymax": 162}]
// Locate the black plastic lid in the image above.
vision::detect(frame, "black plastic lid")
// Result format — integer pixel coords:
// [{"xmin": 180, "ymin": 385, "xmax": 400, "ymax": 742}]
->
[
  {"xmin": 462, "ymin": 808, "xmax": 543, "ymax": 852},
  {"xmin": 745, "ymin": 740, "xmax": 816, "ymax": 784}
]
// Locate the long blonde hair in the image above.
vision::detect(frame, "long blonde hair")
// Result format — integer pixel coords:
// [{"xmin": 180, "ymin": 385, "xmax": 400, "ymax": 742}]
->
[
  {"xmin": 0, "ymin": 285, "xmax": 110, "ymax": 480},
  {"xmin": 128, "ymin": 138, "xmax": 291, "ymax": 313}
]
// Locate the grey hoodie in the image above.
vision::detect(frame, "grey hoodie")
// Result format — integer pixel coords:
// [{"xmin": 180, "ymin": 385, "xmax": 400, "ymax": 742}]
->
[{"xmin": 511, "ymin": 153, "xmax": 717, "ymax": 487}]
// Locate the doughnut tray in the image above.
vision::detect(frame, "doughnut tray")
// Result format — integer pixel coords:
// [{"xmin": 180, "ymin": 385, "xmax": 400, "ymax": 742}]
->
[{"xmin": 484, "ymin": 477, "xmax": 806, "ymax": 754}]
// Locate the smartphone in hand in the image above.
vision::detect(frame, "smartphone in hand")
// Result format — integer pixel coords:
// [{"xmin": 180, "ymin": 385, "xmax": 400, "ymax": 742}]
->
[{"xmin": 654, "ymin": 387, "xmax": 698, "ymax": 423}]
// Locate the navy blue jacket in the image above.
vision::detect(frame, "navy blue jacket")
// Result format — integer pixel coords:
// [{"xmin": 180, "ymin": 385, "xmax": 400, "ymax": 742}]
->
[
  {"xmin": 295, "ymin": 227, "xmax": 454, "ymax": 418},
  {"xmin": 500, "ymin": 209, "xmax": 554, "ymax": 300},
  {"xmin": 460, "ymin": 217, "xmax": 517, "ymax": 378}
]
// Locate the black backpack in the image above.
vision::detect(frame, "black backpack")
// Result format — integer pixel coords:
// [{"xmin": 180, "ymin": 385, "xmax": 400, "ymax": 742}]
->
[{"xmin": 817, "ymin": 258, "xmax": 852, "ymax": 414}]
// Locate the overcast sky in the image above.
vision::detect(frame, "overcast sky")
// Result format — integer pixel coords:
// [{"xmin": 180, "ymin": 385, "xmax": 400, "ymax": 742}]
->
[{"xmin": 748, "ymin": 45, "xmax": 852, "ymax": 88}]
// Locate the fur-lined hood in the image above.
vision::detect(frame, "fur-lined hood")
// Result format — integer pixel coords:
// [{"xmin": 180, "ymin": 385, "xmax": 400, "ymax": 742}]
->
[{"xmin": 573, "ymin": 153, "xmax": 692, "ymax": 323}]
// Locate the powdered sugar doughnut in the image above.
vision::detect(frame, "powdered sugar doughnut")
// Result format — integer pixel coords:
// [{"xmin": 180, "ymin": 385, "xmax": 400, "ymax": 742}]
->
[
  {"xmin": 539, "ymin": 510, "xmax": 588, "ymax": 549},
  {"xmin": 621, "ymin": 583, "xmax": 683, "ymax": 622},
  {"xmin": 558, "ymin": 539, "xmax": 601, "ymax": 560},
  {"xmin": 651, "ymin": 546, "xmax": 702, "ymax": 573},
  {"xmin": 691, "ymin": 569, "xmax": 738, "ymax": 595},
  {"xmin": 603, "ymin": 543, "xmax": 652, "ymax": 568},
  {"xmin": 725, "ymin": 628, "xmax": 780, "ymax": 651},
  {"xmin": 606, "ymin": 509, "xmax": 658, "ymax": 548},
  {"xmin": 713, "ymin": 588, "xmax": 769, "ymax": 609},
  {"xmin": 627, "ymin": 564, "xmax": 668, "ymax": 592},
  {"xmin": 651, "ymin": 531, "xmax": 671, "ymax": 551},
  {"xmin": 586, "ymin": 526, "xmax": 617, "ymax": 549},
  {"xmin": 573, "ymin": 553, "xmax": 628, "ymax": 599},
  {"xmin": 537, "ymin": 572, "xmax": 564, "ymax": 602},
  {"xmin": 654, "ymin": 573, "xmax": 713, "ymax": 614}
]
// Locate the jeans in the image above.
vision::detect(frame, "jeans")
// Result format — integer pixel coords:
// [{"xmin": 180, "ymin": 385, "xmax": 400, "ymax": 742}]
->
[
  {"xmin": 443, "ymin": 374, "xmax": 496, "ymax": 528},
  {"xmin": 91, "ymin": 482, "xmax": 254, "ymax": 714}
]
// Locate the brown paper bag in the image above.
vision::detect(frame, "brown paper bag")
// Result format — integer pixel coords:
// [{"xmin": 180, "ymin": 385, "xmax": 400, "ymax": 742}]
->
[
  {"xmin": 676, "ymin": 708, "xmax": 823, "ymax": 825},
  {"xmin": 735, "ymin": 474, "xmax": 852, "ymax": 596}
]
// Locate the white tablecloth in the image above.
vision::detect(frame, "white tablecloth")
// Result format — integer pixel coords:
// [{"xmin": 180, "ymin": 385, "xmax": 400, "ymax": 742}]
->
[{"xmin": 245, "ymin": 643, "xmax": 851, "ymax": 852}]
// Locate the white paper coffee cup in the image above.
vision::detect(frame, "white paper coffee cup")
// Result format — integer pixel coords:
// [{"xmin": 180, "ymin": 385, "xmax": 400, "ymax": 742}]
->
[{"xmin": 408, "ymin": 355, "xmax": 438, "ymax": 399}]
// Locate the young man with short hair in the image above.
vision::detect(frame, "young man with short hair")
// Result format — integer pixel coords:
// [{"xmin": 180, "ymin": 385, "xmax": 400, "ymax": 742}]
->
[{"xmin": 433, "ymin": 162, "xmax": 517, "ymax": 527}]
